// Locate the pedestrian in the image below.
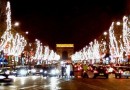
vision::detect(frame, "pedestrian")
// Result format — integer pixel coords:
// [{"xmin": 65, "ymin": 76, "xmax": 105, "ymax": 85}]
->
[
  {"xmin": 66, "ymin": 63, "xmax": 70, "ymax": 78},
  {"xmin": 70, "ymin": 63, "xmax": 74, "ymax": 78},
  {"xmin": 57, "ymin": 62, "xmax": 62, "ymax": 78},
  {"xmin": 82, "ymin": 64, "xmax": 88, "ymax": 78},
  {"xmin": 61, "ymin": 63, "xmax": 66, "ymax": 78}
]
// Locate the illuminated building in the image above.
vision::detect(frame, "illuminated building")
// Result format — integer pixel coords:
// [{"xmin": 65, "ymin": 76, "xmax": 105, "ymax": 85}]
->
[{"xmin": 56, "ymin": 44, "xmax": 74, "ymax": 60}]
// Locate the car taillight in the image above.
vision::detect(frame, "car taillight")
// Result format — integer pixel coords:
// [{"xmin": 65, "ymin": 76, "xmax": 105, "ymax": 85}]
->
[
  {"xmin": 115, "ymin": 71, "xmax": 118, "ymax": 73},
  {"xmin": 78, "ymin": 68, "xmax": 80, "ymax": 71},
  {"xmin": 89, "ymin": 67, "xmax": 93, "ymax": 71},
  {"xmin": 119, "ymin": 70, "xmax": 123, "ymax": 74},
  {"xmin": 94, "ymin": 70, "xmax": 98, "ymax": 73},
  {"xmin": 78, "ymin": 67, "xmax": 82, "ymax": 71},
  {"xmin": 91, "ymin": 68, "xmax": 93, "ymax": 71},
  {"xmin": 115, "ymin": 70, "xmax": 120, "ymax": 73},
  {"xmin": 106, "ymin": 71, "xmax": 108, "ymax": 73}
]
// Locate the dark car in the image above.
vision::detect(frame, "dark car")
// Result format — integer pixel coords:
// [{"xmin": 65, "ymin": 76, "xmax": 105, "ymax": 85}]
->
[
  {"xmin": 11, "ymin": 66, "xmax": 29, "ymax": 77},
  {"xmin": 31, "ymin": 68, "xmax": 44, "ymax": 75},
  {"xmin": 114, "ymin": 66, "xmax": 130, "ymax": 78},
  {"xmin": 45, "ymin": 64, "xmax": 59, "ymax": 77},
  {"xmin": 0, "ymin": 67, "xmax": 13, "ymax": 83},
  {"xmin": 29, "ymin": 65, "xmax": 50, "ymax": 76},
  {"xmin": 30, "ymin": 65, "xmax": 51, "ymax": 76},
  {"xmin": 92, "ymin": 65, "xmax": 109, "ymax": 78}
]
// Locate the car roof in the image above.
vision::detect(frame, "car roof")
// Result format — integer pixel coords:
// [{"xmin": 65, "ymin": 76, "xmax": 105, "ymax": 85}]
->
[{"xmin": 114, "ymin": 66, "xmax": 130, "ymax": 68}]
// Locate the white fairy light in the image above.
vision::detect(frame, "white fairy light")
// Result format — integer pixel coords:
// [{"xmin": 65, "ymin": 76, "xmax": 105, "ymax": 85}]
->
[
  {"xmin": 34, "ymin": 39, "xmax": 43, "ymax": 64},
  {"xmin": 82, "ymin": 46, "xmax": 88, "ymax": 60},
  {"xmin": 109, "ymin": 22, "xmax": 120, "ymax": 58},
  {"xmin": 53, "ymin": 52, "xmax": 60, "ymax": 60},
  {"xmin": 0, "ymin": 1, "xmax": 12, "ymax": 51},
  {"xmin": 48, "ymin": 50, "xmax": 54, "ymax": 61},
  {"xmin": 93, "ymin": 39, "xmax": 100, "ymax": 60},
  {"xmin": 122, "ymin": 16, "xmax": 130, "ymax": 55},
  {"xmin": 6, "ymin": 1, "xmax": 11, "ymax": 31},
  {"xmin": 43, "ymin": 46, "xmax": 50, "ymax": 60}
]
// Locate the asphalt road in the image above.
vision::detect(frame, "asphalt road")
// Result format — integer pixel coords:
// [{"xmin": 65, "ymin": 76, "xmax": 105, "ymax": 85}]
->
[{"xmin": 0, "ymin": 74, "xmax": 130, "ymax": 90}]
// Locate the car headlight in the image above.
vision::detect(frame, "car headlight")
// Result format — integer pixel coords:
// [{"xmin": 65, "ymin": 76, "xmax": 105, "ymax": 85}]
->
[
  {"xmin": 31, "ymin": 69, "xmax": 36, "ymax": 73},
  {"xmin": 44, "ymin": 71, "xmax": 47, "ymax": 74},
  {"xmin": 40, "ymin": 69, "xmax": 43, "ymax": 73},
  {"xmin": 55, "ymin": 69, "xmax": 59, "ymax": 74},
  {"xmin": 28, "ymin": 69, "xmax": 31, "ymax": 72},
  {"xmin": 51, "ymin": 69, "xmax": 56, "ymax": 75},
  {"xmin": 12, "ymin": 71, "xmax": 17, "ymax": 74},
  {"xmin": 5, "ymin": 70, "xmax": 10, "ymax": 75},
  {"xmin": 19, "ymin": 69, "xmax": 27, "ymax": 75}
]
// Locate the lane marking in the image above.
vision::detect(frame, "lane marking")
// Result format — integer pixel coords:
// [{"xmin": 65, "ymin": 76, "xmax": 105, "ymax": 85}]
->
[{"xmin": 19, "ymin": 85, "xmax": 38, "ymax": 89}]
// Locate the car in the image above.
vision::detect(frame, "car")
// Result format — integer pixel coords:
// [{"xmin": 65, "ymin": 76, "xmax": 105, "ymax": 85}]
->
[
  {"xmin": 0, "ymin": 67, "xmax": 11, "ymax": 75},
  {"xmin": 12, "ymin": 66, "xmax": 29, "ymax": 77},
  {"xmin": 30, "ymin": 64, "xmax": 60, "ymax": 77},
  {"xmin": 30, "ymin": 65, "xmax": 44, "ymax": 76},
  {"xmin": 43, "ymin": 64, "xmax": 59, "ymax": 77},
  {"xmin": 0, "ymin": 67, "xmax": 13, "ymax": 83},
  {"xmin": 114, "ymin": 66, "xmax": 130, "ymax": 78},
  {"xmin": 47, "ymin": 68, "xmax": 59, "ymax": 77},
  {"xmin": 31, "ymin": 68, "xmax": 43, "ymax": 75},
  {"xmin": 92, "ymin": 65, "xmax": 109, "ymax": 79}
]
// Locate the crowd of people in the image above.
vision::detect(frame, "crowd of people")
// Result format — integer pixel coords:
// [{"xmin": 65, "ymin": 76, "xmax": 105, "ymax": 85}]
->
[{"xmin": 56, "ymin": 61, "xmax": 93, "ymax": 78}]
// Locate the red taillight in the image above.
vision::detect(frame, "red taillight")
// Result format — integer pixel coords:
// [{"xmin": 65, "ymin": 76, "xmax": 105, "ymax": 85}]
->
[
  {"xmin": 91, "ymin": 68, "xmax": 93, "ymax": 71},
  {"xmin": 119, "ymin": 70, "xmax": 123, "ymax": 74},
  {"xmin": 94, "ymin": 70, "xmax": 98, "ymax": 73},
  {"xmin": 78, "ymin": 68, "xmax": 80, "ymax": 71},
  {"xmin": 115, "ymin": 71, "xmax": 118, "ymax": 73},
  {"xmin": 89, "ymin": 67, "xmax": 93, "ymax": 71},
  {"xmin": 78, "ymin": 67, "xmax": 82, "ymax": 71},
  {"xmin": 106, "ymin": 71, "xmax": 108, "ymax": 73}
]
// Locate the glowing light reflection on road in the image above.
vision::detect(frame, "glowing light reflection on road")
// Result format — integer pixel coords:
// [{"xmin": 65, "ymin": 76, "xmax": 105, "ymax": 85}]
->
[
  {"xmin": 20, "ymin": 77, "xmax": 26, "ymax": 85},
  {"xmin": 44, "ymin": 77, "xmax": 61, "ymax": 90},
  {"xmin": 31, "ymin": 76, "xmax": 37, "ymax": 80}
]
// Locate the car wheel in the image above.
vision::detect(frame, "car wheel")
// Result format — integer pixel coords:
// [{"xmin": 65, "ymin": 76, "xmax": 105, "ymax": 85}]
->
[
  {"xmin": 93, "ymin": 75, "xmax": 96, "ymax": 79},
  {"xmin": 115, "ymin": 74, "xmax": 118, "ymax": 78},
  {"xmin": 115, "ymin": 76, "xmax": 117, "ymax": 78},
  {"xmin": 119, "ymin": 75, "xmax": 121, "ymax": 78},
  {"xmin": 106, "ymin": 75, "xmax": 108, "ymax": 79},
  {"xmin": 3, "ymin": 78, "xmax": 12, "ymax": 82}
]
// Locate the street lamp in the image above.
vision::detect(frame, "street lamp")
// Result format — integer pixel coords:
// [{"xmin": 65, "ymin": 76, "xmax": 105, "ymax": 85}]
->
[
  {"xmin": 116, "ymin": 21, "xmax": 121, "ymax": 26},
  {"xmin": 103, "ymin": 31, "xmax": 111, "ymax": 64},
  {"xmin": 103, "ymin": 31, "xmax": 108, "ymax": 49},
  {"xmin": 103, "ymin": 31, "xmax": 107, "ymax": 36},
  {"xmin": 14, "ymin": 22, "xmax": 20, "ymax": 27},
  {"xmin": 25, "ymin": 31, "xmax": 29, "ymax": 35}
]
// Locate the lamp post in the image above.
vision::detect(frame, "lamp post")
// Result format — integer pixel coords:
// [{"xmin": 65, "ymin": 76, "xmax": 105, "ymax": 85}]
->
[
  {"xmin": 103, "ymin": 31, "xmax": 110, "ymax": 64},
  {"xmin": 103, "ymin": 31, "xmax": 109, "ymax": 51}
]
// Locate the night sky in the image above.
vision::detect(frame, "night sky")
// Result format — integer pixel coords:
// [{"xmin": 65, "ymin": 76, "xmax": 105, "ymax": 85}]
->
[{"xmin": 9, "ymin": 0, "xmax": 126, "ymax": 51}]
